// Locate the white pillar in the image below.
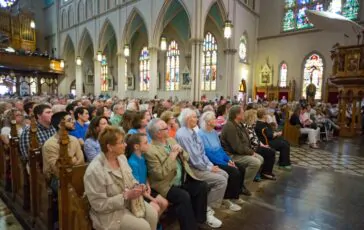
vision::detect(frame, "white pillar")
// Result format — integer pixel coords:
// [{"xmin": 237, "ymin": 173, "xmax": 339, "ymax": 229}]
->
[
  {"xmin": 94, "ymin": 58, "xmax": 101, "ymax": 97},
  {"xmin": 224, "ymin": 48, "xmax": 236, "ymax": 97},
  {"xmin": 117, "ymin": 52, "xmax": 126, "ymax": 98},
  {"xmin": 75, "ymin": 65, "xmax": 83, "ymax": 98},
  {"xmin": 149, "ymin": 47, "xmax": 159, "ymax": 98},
  {"xmin": 190, "ymin": 39, "xmax": 203, "ymax": 101}
]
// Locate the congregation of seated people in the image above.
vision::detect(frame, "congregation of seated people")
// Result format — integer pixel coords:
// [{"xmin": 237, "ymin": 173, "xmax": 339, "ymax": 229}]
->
[{"xmin": 0, "ymin": 93, "xmax": 348, "ymax": 230}]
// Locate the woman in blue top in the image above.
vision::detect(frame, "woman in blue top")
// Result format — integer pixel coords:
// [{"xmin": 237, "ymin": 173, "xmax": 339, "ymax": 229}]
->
[
  {"xmin": 84, "ymin": 116, "xmax": 110, "ymax": 162},
  {"xmin": 126, "ymin": 133, "xmax": 168, "ymax": 218},
  {"xmin": 127, "ymin": 111, "xmax": 152, "ymax": 142},
  {"xmin": 198, "ymin": 111, "xmax": 251, "ymax": 197}
]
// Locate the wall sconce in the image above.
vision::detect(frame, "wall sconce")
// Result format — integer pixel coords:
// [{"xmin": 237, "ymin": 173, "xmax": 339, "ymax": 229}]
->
[
  {"xmin": 97, "ymin": 51, "xmax": 102, "ymax": 62},
  {"xmin": 224, "ymin": 20, "xmax": 233, "ymax": 39},
  {"xmin": 30, "ymin": 20, "xmax": 36, "ymax": 29},
  {"xmin": 160, "ymin": 36, "xmax": 167, "ymax": 51},
  {"xmin": 60, "ymin": 59, "xmax": 65, "ymax": 68},
  {"xmin": 76, "ymin": 56, "xmax": 82, "ymax": 66},
  {"xmin": 124, "ymin": 44, "xmax": 130, "ymax": 57}
]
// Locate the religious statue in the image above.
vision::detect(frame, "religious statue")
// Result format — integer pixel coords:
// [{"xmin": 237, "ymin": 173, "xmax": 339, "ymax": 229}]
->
[
  {"xmin": 306, "ymin": 74, "xmax": 316, "ymax": 105},
  {"xmin": 239, "ymin": 79, "xmax": 247, "ymax": 93}
]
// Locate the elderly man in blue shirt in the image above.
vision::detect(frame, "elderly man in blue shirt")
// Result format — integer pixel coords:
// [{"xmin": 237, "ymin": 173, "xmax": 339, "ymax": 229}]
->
[{"xmin": 176, "ymin": 108, "xmax": 238, "ymax": 229}]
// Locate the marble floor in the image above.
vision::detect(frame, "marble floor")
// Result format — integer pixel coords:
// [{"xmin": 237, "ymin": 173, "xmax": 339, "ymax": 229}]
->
[
  {"xmin": 0, "ymin": 199, "xmax": 22, "ymax": 230},
  {"xmin": 1, "ymin": 137, "xmax": 364, "ymax": 230}
]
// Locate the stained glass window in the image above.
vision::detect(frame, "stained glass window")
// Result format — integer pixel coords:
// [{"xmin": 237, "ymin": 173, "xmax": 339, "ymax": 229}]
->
[
  {"xmin": 201, "ymin": 32, "xmax": 217, "ymax": 91},
  {"xmin": 279, "ymin": 63, "xmax": 288, "ymax": 87},
  {"xmin": 283, "ymin": 0, "xmax": 360, "ymax": 32},
  {"xmin": 0, "ymin": 0, "xmax": 17, "ymax": 8},
  {"xmin": 239, "ymin": 36, "xmax": 248, "ymax": 63},
  {"xmin": 139, "ymin": 47, "xmax": 150, "ymax": 91},
  {"xmin": 342, "ymin": 0, "xmax": 360, "ymax": 20},
  {"xmin": 166, "ymin": 40, "xmax": 180, "ymax": 91},
  {"xmin": 302, "ymin": 53, "xmax": 324, "ymax": 100},
  {"xmin": 101, "ymin": 55, "xmax": 109, "ymax": 92}
]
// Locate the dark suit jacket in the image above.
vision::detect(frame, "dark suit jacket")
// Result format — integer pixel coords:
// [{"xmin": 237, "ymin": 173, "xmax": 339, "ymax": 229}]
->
[{"xmin": 220, "ymin": 120, "xmax": 254, "ymax": 156}]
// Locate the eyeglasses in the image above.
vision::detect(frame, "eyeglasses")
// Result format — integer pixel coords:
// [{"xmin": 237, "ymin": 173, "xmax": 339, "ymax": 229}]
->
[
  {"xmin": 159, "ymin": 127, "xmax": 169, "ymax": 131},
  {"xmin": 65, "ymin": 118, "xmax": 74, "ymax": 122}
]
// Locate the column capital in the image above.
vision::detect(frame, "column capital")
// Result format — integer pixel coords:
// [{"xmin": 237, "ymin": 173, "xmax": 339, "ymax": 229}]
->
[
  {"xmin": 148, "ymin": 46, "xmax": 160, "ymax": 53},
  {"xmin": 224, "ymin": 48, "xmax": 237, "ymax": 55},
  {"xmin": 190, "ymin": 38, "xmax": 204, "ymax": 45}
]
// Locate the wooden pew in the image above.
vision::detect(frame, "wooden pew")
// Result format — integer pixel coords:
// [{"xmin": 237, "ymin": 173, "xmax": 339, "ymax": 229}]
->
[
  {"xmin": 28, "ymin": 115, "xmax": 55, "ymax": 230},
  {"xmin": 0, "ymin": 118, "xmax": 12, "ymax": 192},
  {"xmin": 283, "ymin": 109, "xmax": 301, "ymax": 146},
  {"xmin": 9, "ymin": 119, "xmax": 30, "ymax": 211},
  {"xmin": 58, "ymin": 120, "xmax": 92, "ymax": 230}
]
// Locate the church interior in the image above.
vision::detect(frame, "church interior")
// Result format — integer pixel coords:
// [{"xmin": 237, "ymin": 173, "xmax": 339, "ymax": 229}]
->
[{"xmin": 0, "ymin": 0, "xmax": 364, "ymax": 229}]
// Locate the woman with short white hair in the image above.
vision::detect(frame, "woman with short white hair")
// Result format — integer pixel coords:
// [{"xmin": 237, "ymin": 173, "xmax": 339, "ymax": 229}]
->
[{"xmin": 198, "ymin": 111, "xmax": 251, "ymax": 198}]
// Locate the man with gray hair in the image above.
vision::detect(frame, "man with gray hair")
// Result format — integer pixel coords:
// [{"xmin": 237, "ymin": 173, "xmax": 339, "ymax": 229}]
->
[
  {"xmin": 145, "ymin": 118, "xmax": 209, "ymax": 230},
  {"xmin": 176, "ymin": 108, "xmax": 229, "ymax": 228},
  {"xmin": 220, "ymin": 105, "xmax": 263, "ymax": 188}
]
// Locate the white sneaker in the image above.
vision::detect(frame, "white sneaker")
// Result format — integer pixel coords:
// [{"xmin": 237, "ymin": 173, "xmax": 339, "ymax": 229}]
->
[
  {"xmin": 207, "ymin": 206, "xmax": 215, "ymax": 215},
  {"xmin": 206, "ymin": 209, "xmax": 222, "ymax": 228},
  {"xmin": 223, "ymin": 200, "xmax": 242, "ymax": 212},
  {"xmin": 232, "ymin": 198, "xmax": 246, "ymax": 205}
]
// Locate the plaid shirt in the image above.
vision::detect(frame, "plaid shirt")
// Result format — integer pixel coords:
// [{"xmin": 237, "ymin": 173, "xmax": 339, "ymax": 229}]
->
[{"xmin": 19, "ymin": 122, "xmax": 56, "ymax": 160}]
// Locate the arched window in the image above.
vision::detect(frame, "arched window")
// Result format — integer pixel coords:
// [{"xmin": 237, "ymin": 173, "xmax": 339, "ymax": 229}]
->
[
  {"xmin": 279, "ymin": 62, "xmax": 288, "ymax": 87},
  {"xmin": 78, "ymin": 1, "xmax": 84, "ymax": 22},
  {"xmin": 283, "ymin": 0, "xmax": 360, "ymax": 31},
  {"xmin": 139, "ymin": 47, "xmax": 150, "ymax": 91},
  {"xmin": 101, "ymin": 55, "xmax": 109, "ymax": 92},
  {"xmin": 62, "ymin": 9, "xmax": 67, "ymax": 29},
  {"xmin": 166, "ymin": 40, "xmax": 180, "ymax": 91},
  {"xmin": 68, "ymin": 6, "xmax": 74, "ymax": 27},
  {"xmin": 302, "ymin": 53, "xmax": 324, "ymax": 100},
  {"xmin": 239, "ymin": 35, "xmax": 248, "ymax": 63},
  {"xmin": 202, "ymin": 32, "xmax": 217, "ymax": 91},
  {"xmin": 86, "ymin": 0, "xmax": 93, "ymax": 19}
]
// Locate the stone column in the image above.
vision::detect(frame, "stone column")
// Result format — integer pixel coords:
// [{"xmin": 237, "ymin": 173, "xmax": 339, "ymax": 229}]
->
[
  {"xmin": 94, "ymin": 58, "xmax": 101, "ymax": 97},
  {"xmin": 190, "ymin": 39, "xmax": 203, "ymax": 101},
  {"xmin": 224, "ymin": 48, "xmax": 237, "ymax": 98},
  {"xmin": 117, "ymin": 52, "xmax": 126, "ymax": 98},
  {"xmin": 75, "ymin": 64, "xmax": 83, "ymax": 98},
  {"xmin": 149, "ymin": 47, "xmax": 159, "ymax": 98}
]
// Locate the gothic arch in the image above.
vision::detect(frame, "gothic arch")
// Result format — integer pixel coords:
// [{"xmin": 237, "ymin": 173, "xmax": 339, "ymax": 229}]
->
[
  {"xmin": 203, "ymin": 0, "xmax": 227, "ymax": 35},
  {"xmin": 78, "ymin": 28, "xmax": 94, "ymax": 57},
  {"xmin": 121, "ymin": 7, "xmax": 149, "ymax": 46},
  {"xmin": 152, "ymin": 0, "xmax": 191, "ymax": 47},
  {"xmin": 99, "ymin": 18, "xmax": 118, "ymax": 51},
  {"xmin": 62, "ymin": 35, "xmax": 75, "ymax": 59}
]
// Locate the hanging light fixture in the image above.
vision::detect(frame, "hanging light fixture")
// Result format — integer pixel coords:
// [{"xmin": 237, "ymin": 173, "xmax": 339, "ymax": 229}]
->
[
  {"xmin": 76, "ymin": 56, "xmax": 82, "ymax": 66},
  {"xmin": 224, "ymin": 0, "xmax": 233, "ymax": 39},
  {"xmin": 97, "ymin": 51, "xmax": 102, "ymax": 62},
  {"xmin": 160, "ymin": 36, "xmax": 167, "ymax": 51},
  {"xmin": 124, "ymin": 44, "xmax": 130, "ymax": 57},
  {"xmin": 30, "ymin": 20, "xmax": 36, "ymax": 29},
  {"xmin": 60, "ymin": 59, "xmax": 65, "ymax": 68},
  {"xmin": 224, "ymin": 20, "xmax": 233, "ymax": 39}
]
